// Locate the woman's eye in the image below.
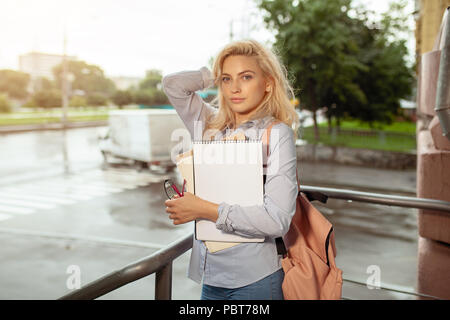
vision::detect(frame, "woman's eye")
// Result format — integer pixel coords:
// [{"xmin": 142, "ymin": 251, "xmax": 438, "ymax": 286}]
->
[
  {"xmin": 243, "ymin": 75, "xmax": 252, "ymax": 80},
  {"xmin": 222, "ymin": 77, "xmax": 230, "ymax": 82}
]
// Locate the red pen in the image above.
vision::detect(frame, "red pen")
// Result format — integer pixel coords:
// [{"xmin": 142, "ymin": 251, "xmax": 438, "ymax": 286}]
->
[{"xmin": 171, "ymin": 184, "xmax": 183, "ymax": 197}]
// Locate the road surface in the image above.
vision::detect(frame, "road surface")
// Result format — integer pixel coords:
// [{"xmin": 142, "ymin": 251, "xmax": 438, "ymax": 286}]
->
[{"xmin": 0, "ymin": 127, "xmax": 419, "ymax": 299}]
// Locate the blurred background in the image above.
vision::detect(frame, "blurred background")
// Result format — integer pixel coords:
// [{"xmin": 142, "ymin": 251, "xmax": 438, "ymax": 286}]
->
[{"xmin": 0, "ymin": 0, "xmax": 449, "ymax": 300}]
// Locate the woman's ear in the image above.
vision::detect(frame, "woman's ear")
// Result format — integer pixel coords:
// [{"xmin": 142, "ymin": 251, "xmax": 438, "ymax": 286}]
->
[{"xmin": 265, "ymin": 76, "xmax": 274, "ymax": 92}]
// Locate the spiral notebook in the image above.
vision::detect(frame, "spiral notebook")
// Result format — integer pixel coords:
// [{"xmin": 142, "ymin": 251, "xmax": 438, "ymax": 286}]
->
[{"xmin": 193, "ymin": 139, "xmax": 265, "ymax": 243}]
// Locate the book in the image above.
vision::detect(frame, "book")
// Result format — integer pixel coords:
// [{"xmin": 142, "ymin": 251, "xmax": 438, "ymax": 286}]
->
[
  {"xmin": 175, "ymin": 149, "xmax": 194, "ymax": 194},
  {"xmin": 192, "ymin": 139, "xmax": 265, "ymax": 243}
]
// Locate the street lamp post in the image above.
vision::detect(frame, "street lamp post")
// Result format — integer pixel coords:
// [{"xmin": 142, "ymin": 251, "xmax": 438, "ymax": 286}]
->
[
  {"xmin": 62, "ymin": 29, "xmax": 69, "ymax": 127},
  {"xmin": 61, "ymin": 27, "xmax": 70, "ymax": 174}
]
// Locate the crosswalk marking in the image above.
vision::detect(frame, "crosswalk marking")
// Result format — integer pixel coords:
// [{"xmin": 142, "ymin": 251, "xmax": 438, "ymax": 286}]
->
[
  {"xmin": 28, "ymin": 181, "xmax": 112, "ymax": 196},
  {"xmin": 0, "ymin": 204, "xmax": 34, "ymax": 215},
  {"xmin": 0, "ymin": 196, "xmax": 55, "ymax": 210},
  {"xmin": 39, "ymin": 180, "xmax": 121, "ymax": 194},
  {"xmin": 0, "ymin": 213, "xmax": 12, "ymax": 221},
  {"xmin": 100, "ymin": 172, "xmax": 165, "ymax": 185},
  {"xmin": 0, "ymin": 167, "xmax": 173, "ymax": 223},
  {"xmin": 61, "ymin": 176, "xmax": 129, "ymax": 190},
  {"xmin": 63, "ymin": 178, "xmax": 132, "ymax": 191},
  {"xmin": 0, "ymin": 191, "xmax": 75, "ymax": 205},
  {"xmin": 96, "ymin": 168, "xmax": 160, "ymax": 178},
  {"xmin": 99, "ymin": 168, "xmax": 170, "ymax": 183},
  {"xmin": 4, "ymin": 186, "xmax": 93, "ymax": 201},
  {"xmin": 83, "ymin": 173, "xmax": 150, "ymax": 188}
]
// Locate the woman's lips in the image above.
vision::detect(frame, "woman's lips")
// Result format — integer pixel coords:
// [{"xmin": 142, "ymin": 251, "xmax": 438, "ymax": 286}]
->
[{"xmin": 231, "ymin": 98, "xmax": 245, "ymax": 104}]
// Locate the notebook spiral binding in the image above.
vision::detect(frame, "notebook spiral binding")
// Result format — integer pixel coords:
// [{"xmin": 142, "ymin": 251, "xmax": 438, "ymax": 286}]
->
[{"xmin": 192, "ymin": 139, "xmax": 261, "ymax": 144}]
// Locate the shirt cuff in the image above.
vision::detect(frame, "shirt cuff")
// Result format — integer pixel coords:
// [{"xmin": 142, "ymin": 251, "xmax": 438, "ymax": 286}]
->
[
  {"xmin": 216, "ymin": 202, "xmax": 234, "ymax": 232},
  {"xmin": 199, "ymin": 66, "xmax": 215, "ymax": 89}
]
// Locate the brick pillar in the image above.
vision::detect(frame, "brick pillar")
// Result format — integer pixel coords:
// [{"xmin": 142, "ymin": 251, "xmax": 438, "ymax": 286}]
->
[{"xmin": 416, "ymin": 3, "xmax": 450, "ymax": 300}]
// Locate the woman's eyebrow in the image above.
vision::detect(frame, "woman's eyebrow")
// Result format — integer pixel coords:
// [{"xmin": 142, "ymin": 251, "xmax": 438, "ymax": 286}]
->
[{"xmin": 221, "ymin": 70, "xmax": 256, "ymax": 76}]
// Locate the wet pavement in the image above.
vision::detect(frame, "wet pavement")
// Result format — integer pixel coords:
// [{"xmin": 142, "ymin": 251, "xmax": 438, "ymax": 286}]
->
[{"xmin": 0, "ymin": 127, "xmax": 420, "ymax": 299}]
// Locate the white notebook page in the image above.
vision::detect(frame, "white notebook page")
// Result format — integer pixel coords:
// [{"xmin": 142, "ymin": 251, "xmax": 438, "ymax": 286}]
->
[{"xmin": 193, "ymin": 140, "xmax": 265, "ymax": 242}]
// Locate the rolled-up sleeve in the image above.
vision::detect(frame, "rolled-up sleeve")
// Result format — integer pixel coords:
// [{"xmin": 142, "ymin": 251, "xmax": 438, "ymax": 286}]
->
[
  {"xmin": 161, "ymin": 67, "xmax": 217, "ymax": 138},
  {"xmin": 215, "ymin": 123, "xmax": 298, "ymax": 239}
]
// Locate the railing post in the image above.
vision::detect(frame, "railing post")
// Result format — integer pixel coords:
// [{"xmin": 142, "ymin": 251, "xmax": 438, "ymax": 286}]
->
[{"xmin": 155, "ymin": 262, "xmax": 172, "ymax": 300}]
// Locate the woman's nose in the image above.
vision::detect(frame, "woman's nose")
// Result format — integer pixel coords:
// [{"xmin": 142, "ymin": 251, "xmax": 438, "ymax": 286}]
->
[{"xmin": 230, "ymin": 80, "xmax": 241, "ymax": 93}]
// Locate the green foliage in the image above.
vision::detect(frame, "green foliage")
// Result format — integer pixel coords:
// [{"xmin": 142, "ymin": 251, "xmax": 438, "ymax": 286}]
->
[
  {"xmin": 31, "ymin": 89, "xmax": 62, "ymax": 108},
  {"xmin": 0, "ymin": 69, "xmax": 30, "ymax": 99},
  {"xmin": 112, "ymin": 90, "xmax": 133, "ymax": 108},
  {"xmin": 258, "ymin": 0, "xmax": 365, "ymax": 109},
  {"xmin": 86, "ymin": 93, "xmax": 108, "ymax": 106},
  {"xmin": 133, "ymin": 88, "xmax": 169, "ymax": 106},
  {"xmin": 32, "ymin": 76, "xmax": 57, "ymax": 92},
  {"xmin": 0, "ymin": 94, "xmax": 12, "ymax": 113},
  {"xmin": 301, "ymin": 126, "xmax": 416, "ymax": 152},
  {"xmin": 256, "ymin": 0, "xmax": 414, "ymax": 130},
  {"xmin": 133, "ymin": 69, "xmax": 169, "ymax": 106},
  {"xmin": 134, "ymin": 69, "xmax": 168, "ymax": 106},
  {"xmin": 133, "ymin": 90, "xmax": 153, "ymax": 106},
  {"xmin": 52, "ymin": 60, "xmax": 116, "ymax": 99},
  {"xmin": 316, "ymin": 118, "xmax": 416, "ymax": 133},
  {"xmin": 69, "ymin": 95, "xmax": 87, "ymax": 107},
  {"xmin": 343, "ymin": 0, "xmax": 414, "ymax": 125},
  {"xmin": 139, "ymin": 69, "xmax": 163, "ymax": 90},
  {"xmin": 151, "ymin": 89, "xmax": 170, "ymax": 105}
]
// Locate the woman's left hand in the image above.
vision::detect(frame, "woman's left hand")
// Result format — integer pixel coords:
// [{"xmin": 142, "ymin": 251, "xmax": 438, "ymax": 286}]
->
[{"xmin": 165, "ymin": 192, "xmax": 218, "ymax": 225}]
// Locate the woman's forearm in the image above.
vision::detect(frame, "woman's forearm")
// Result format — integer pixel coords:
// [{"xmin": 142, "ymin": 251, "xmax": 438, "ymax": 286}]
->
[
  {"xmin": 162, "ymin": 67, "xmax": 214, "ymax": 96},
  {"xmin": 198, "ymin": 199, "xmax": 219, "ymax": 223},
  {"xmin": 161, "ymin": 67, "xmax": 216, "ymax": 139}
]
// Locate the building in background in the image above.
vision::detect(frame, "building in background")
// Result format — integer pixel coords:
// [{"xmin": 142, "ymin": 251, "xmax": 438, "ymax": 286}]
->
[
  {"xmin": 18, "ymin": 51, "xmax": 77, "ymax": 84},
  {"xmin": 415, "ymin": 0, "xmax": 450, "ymax": 56}
]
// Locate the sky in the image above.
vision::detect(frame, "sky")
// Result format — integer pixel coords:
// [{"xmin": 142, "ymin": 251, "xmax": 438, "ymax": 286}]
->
[{"xmin": 0, "ymin": 0, "xmax": 415, "ymax": 79}]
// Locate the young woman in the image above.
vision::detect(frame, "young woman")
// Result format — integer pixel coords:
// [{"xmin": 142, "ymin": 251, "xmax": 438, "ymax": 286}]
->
[{"xmin": 162, "ymin": 39, "xmax": 299, "ymax": 300}]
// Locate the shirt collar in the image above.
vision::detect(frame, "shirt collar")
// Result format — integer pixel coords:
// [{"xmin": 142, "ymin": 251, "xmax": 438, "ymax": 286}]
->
[{"xmin": 225, "ymin": 115, "xmax": 274, "ymax": 130}]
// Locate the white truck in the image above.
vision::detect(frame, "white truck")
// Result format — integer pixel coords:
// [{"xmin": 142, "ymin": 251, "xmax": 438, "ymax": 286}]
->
[{"xmin": 98, "ymin": 109, "xmax": 188, "ymax": 172}]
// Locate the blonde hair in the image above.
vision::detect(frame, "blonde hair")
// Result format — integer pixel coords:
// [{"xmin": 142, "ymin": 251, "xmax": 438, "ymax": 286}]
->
[{"xmin": 204, "ymin": 39, "xmax": 299, "ymax": 137}]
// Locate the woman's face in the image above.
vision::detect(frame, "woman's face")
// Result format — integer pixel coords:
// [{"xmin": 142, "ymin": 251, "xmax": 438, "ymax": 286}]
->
[{"xmin": 220, "ymin": 55, "xmax": 271, "ymax": 125}]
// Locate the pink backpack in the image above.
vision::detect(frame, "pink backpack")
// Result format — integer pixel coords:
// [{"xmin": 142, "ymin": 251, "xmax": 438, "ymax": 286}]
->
[{"xmin": 263, "ymin": 120, "xmax": 343, "ymax": 300}]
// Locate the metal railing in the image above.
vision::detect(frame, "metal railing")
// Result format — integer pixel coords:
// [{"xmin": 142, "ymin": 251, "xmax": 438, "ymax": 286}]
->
[
  {"xmin": 58, "ymin": 184, "xmax": 450, "ymax": 300},
  {"xmin": 59, "ymin": 231, "xmax": 192, "ymax": 300}
]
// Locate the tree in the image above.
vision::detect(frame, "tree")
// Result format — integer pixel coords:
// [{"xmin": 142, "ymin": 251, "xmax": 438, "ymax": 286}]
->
[
  {"xmin": 139, "ymin": 69, "xmax": 163, "ymax": 90},
  {"xmin": 52, "ymin": 60, "xmax": 116, "ymax": 104},
  {"xmin": 0, "ymin": 69, "xmax": 30, "ymax": 100},
  {"xmin": 0, "ymin": 94, "xmax": 12, "ymax": 113},
  {"xmin": 345, "ymin": 1, "xmax": 414, "ymax": 127},
  {"xmin": 133, "ymin": 88, "xmax": 169, "ymax": 106},
  {"xmin": 134, "ymin": 90, "xmax": 153, "ymax": 106},
  {"xmin": 32, "ymin": 76, "xmax": 57, "ymax": 93},
  {"xmin": 133, "ymin": 69, "xmax": 169, "ymax": 106},
  {"xmin": 86, "ymin": 93, "xmax": 108, "ymax": 106},
  {"xmin": 69, "ymin": 95, "xmax": 87, "ymax": 107},
  {"xmin": 256, "ymin": 0, "xmax": 414, "ymax": 138},
  {"xmin": 257, "ymin": 0, "xmax": 367, "ymax": 140},
  {"xmin": 112, "ymin": 90, "xmax": 133, "ymax": 109},
  {"xmin": 31, "ymin": 89, "xmax": 62, "ymax": 108},
  {"xmin": 151, "ymin": 88, "xmax": 170, "ymax": 105}
]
